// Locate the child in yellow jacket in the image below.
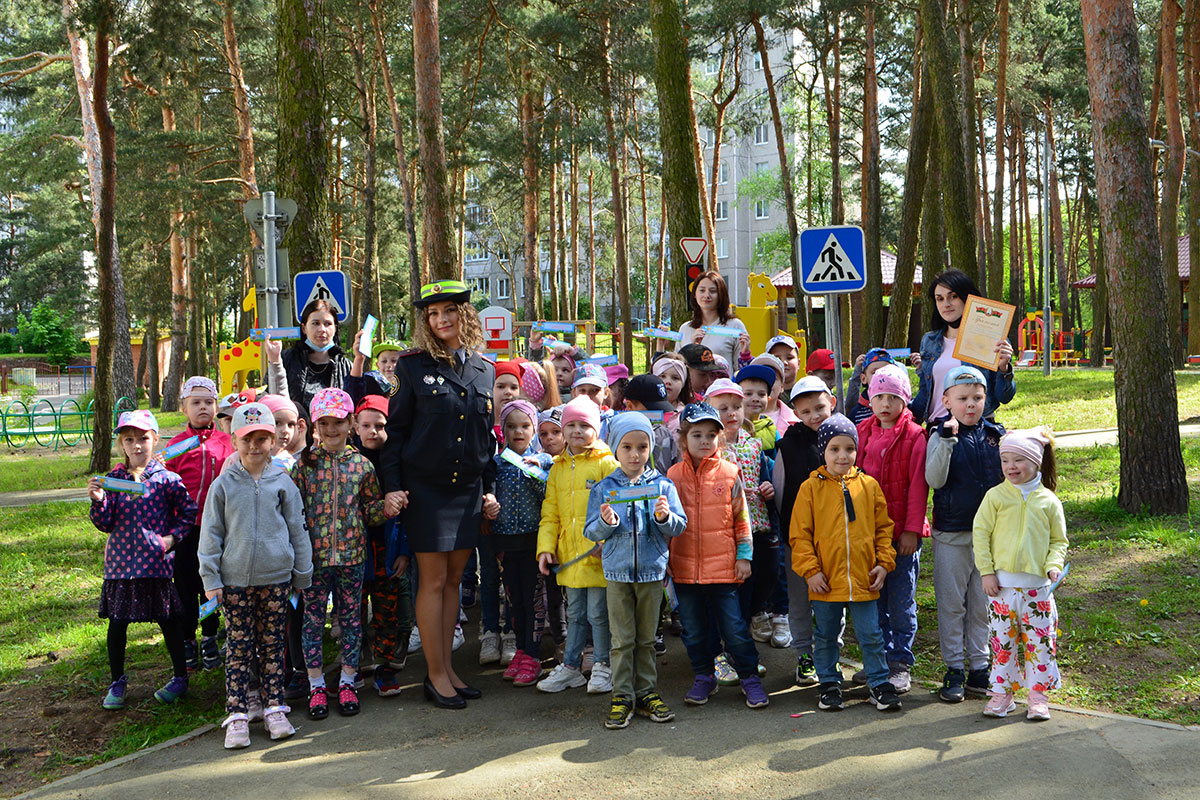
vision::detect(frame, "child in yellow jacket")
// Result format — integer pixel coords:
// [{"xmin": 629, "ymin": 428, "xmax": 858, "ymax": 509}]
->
[
  {"xmin": 536, "ymin": 397, "xmax": 620, "ymax": 694},
  {"xmin": 973, "ymin": 427, "xmax": 1067, "ymax": 722},
  {"xmin": 790, "ymin": 414, "xmax": 899, "ymax": 713}
]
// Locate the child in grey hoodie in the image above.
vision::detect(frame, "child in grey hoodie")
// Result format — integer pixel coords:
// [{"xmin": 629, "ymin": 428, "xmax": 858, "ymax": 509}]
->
[{"xmin": 199, "ymin": 403, "xmax": 313, "ymax": 750}]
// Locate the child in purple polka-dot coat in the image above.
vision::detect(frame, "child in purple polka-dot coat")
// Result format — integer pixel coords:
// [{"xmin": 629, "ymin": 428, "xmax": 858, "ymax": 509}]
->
[{"xmin": 89, "ymin": 410, "xmax": 197, "ymax": 711}]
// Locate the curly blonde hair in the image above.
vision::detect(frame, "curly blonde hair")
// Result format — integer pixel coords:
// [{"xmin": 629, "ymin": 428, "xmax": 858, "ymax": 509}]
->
[{"xmin": 412, "ymin": 301, "xmax": 484, "ymax": 363}]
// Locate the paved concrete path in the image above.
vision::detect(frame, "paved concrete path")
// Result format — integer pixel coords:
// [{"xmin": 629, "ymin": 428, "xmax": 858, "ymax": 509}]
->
[
  {"xmin": 0, "ymin": 487, "xmax": 89, "ymax": 507},
  {"xmin": 16, "ymin": 643, "xmax": 1198, "ymax": 800}
]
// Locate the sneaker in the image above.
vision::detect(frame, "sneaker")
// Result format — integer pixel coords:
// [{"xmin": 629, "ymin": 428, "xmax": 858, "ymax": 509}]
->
[
  {"xmin": 587, "ymin": 662, "xmax": 613, "ymax": 694},
  {"xmin": 461, "ymin": 583, "xmax": 478, "ymax": 609},
  {"xmin": 374, "ymin": 667, "xmax": 402, "ymax": 697},
  {"xmin": 580, "ymin": 644, "xmax": 595, "ymax": 675},
  {"xmin": 1026, "ymin": 690, "xmax": 1051, "ymax": 721},
  {"xmin": 769, "ymin": 615, "xmax": 792, "ymax": 648},
  {"xmin": 409, "ymin": 628, "xmax": 422, "ymax": 653},
  {"xmin": 667, "ymin": 611, "xmax": 683, "ymax": 636},
  {"xmin": 684, "ymin": 674, "xmax": 719, "ymax": 705},
  {"xmin": 284, "ymin": 672, "xmax": 310, "ymax": 701},
  {"xmin": 984, "ymin": 692, "xmax": 1017, "ymax": 718},
  {"xmin": 200, "ymin": 635, "xmax": 222, "ymax": 670},
  {"xmin": 337, "ymin": 683, "xmax": 360, "ymax": 715},
  {"xmin": 795, "ymin": 654, "xmax": 819, "ymax": 686},
  {"xmin": 222, "ymin": 713, "xmax": 251, "ymax": 749},
  {"xmin": 817, "ymin": 682, "xmax": 844, "ymax": 711},
  {"xmin": 452, "ymin": 625, "xmax": 465, "ymax": 652},
  {"xmin": 537, "ymin": 663, "xmax": 586, "ymax": 693},
  {"xmin": 513, "ymin": 653, "xmax": 543, "ymax": 687},
  {"xmin": 502, "ymin": 654, "xmax": 523, "ymax": 681},
  {"xmin": 479, "ymin": 631, "xmax": 501, "ymax": 665},
  {"xmin": 350, "ymin": 671, "xmax": 365, "ymax": 690},
  {"xmin": 888, "ymin": 662, "xmax": 912, "ymax": 694},
  {"xmin": 264, "ymin": 706, "xmax": 295, "ymax": 739},
  {"xmin": 499, "ymin": 632, "xmax": 517, "ymax": 666},
  {"xmin": 605, "ymin": 696, "xmax": 633, "ymax": 729},
  {"xmin": 246, "ymin": 691, "xmax": 264, "ymax": 722},
  {"xmin": 307, "ymin": 686, "xmax": 328, "ymax": 719},
  {"xmin": 102, "ymin": 675, "xmax": 127, "ymax": 710},
  {"xmin": 966, "ymin": 667, "xmax": 990, "ymax": 695},
  {"xmin": 714, "ymin": 654, "xmax": 738, "ymax": 686},
  {"xmin": 868, "ymin": 682, "xmax": 902, "ymax": 712},
  {"xmin": 458, "ymin": 607, "xmax": 468, "ymax": 624},
  {"xmin": 851, "ymin": 667, "xmax": 868, "ymax": 685},
  {"xmin": 635, "ymin": 692, "xmax": 675, "ymax": 722},
  {"xmin": 653, "ymin": 632, "xmax": 667, "ymax": 657},
  {"xmin": 184, "ymin": 638, "xmax": 200, "ymax": 672},
  {"xmin": 390, "ymin": 652, "xmax": 408, "ymax": 671},
  {"xmin": 741, "ymin": 675, "xmax": 770, "ymax": 708},
  {"xmin": 154, "ymin": 675, "xmax": 188, "ymax": 704},
  {"xmin": 750, "ymin": 613, "xmax": 772, "ymax": 643},
  {"xmin": 939, "ymin": 667, "xmax": 966, "ymax": 703}
]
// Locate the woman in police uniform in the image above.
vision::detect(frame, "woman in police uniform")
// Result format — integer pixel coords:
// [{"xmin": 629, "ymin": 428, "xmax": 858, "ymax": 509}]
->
[{"xmin": 380, "ymin": 280, "xmax": 499, "ymax": 709}]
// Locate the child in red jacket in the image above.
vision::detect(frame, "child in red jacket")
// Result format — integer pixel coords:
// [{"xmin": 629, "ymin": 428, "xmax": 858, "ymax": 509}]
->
[
  {"xmin": 163, "ymin": 376, "xmax": 234, "ymax": 671},
  {"xmin": 854, "ymin": 365, "xmax": 929, "ymax": 694}
]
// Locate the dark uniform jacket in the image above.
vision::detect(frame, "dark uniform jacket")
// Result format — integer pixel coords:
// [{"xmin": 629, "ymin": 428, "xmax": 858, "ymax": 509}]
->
[{"xmin": 379, "ymin": 348, "xmax": 498, "ymax": 496}]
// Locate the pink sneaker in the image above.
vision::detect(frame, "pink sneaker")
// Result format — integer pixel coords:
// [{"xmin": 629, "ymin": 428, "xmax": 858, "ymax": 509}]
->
[
  {"xmin": 1026, "ymin": 690, "xmax": 1051, "ymax": 721},
  {"xmin": 502, "ymin": 654, "xmax": 523, "ymax": 681},
  {"xmin": 983, "ymin": 692, "xmax": 1016, "ymax": 718},
  {"xmin": 513, "ymin": 653, "xmax": 543, "ymax": 687},
  {"xmin": 263, "ymin": 705, "xmax": 295, "ymax": 740}
]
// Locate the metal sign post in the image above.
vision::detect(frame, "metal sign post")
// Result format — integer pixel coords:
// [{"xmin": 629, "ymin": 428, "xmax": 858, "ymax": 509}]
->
[
  {"xmin": 1043, "ymin": 126, "xmax": 1052, "ymax": 377},
  {"xmin": 798, "ymin": 225, "xmax": 867, "ymax": 413},
  {"xmin": 263, "ymin": 191, "xmax": 278, "ymax": 329}
]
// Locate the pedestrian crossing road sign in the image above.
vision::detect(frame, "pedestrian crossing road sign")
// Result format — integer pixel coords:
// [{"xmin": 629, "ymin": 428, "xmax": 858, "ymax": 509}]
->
[
  {"xmin": 294, "ymin": 270, "xmax": 352, "ymax": 322},
  {"xmin": 798, "ymin": 225, "xmax": 867, "ymax": 295}
]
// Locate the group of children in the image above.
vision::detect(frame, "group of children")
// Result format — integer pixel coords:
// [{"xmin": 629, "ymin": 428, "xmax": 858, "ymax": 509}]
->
[{"xmin": 89, "ymin": 330, "xmax": 1067, "ymax": 745}]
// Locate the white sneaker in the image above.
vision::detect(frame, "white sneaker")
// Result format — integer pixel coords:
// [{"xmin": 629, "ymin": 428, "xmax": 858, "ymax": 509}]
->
[
  {"xmin": 750, "ymin": 613, "xmax": 772, "ymax": 643},
  {"xmin": 452, "ymin": 624, "xmax": 465, "ymax": 651},
  {"xmin": 580, "ymin": 644, "xmax": 595, "ymax": 675},
  {"xmin": 587, "ymin": 662, "xmax": 613, "ymax": 694},
  {"xmin": 263, "ymin": 706, "xmax": 295, "ymax": 740},
  {"xmin": 479, "ymin": 631, "xmax": 501, "ymax": 665},
  {"xmin": 245, "ymin": 691, "xmax": 264, "ymax": 722},
  {"xmin": 769, "ymin": 615, "xmax": 792, "ymax": 649},
  {"xmin": 499, "ymin": 632, "xmax": 517, "ymax": 666},
  {"xmin": 458, "ymin": 607, "xmax": 468, "ymax": 624},
  {"xmin": 536, "ymin": 663, "xmax": 586, "ymax": 693},
  {"xmin": 222, "ymin": 713, "xmax": 250, "ymax": 749},
  {"xmin": 409, "ymin": 628, "xmax": 422, "ymax": 653}
]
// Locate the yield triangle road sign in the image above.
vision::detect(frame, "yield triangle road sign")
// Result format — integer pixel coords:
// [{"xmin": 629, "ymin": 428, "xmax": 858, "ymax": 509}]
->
[
  {"xmin": 798, "ymin": 225, "xmax": 867, "ymax": 295},
  {"xmin": 680, "ymin": 237, "xmax": 708, "ymax": 265}
]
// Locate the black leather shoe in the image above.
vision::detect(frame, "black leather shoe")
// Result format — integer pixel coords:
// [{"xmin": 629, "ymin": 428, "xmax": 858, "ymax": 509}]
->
[
  {"xmin": 424, "ymin": 676, "xmax": 466, "ymax": 709},
  {"xmin": 454, "ymin": 684, "xmax": 482, "ymax": 700}
]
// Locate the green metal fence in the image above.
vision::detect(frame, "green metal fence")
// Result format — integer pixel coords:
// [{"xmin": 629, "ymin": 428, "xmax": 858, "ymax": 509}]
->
[{"xmin": 1, "ymin": 396, "xmax": 135, "ymax": 450}]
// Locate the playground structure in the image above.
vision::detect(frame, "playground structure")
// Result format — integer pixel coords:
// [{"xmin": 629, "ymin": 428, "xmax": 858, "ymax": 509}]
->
[
  {"xmin": 1, "ymin": 395, "xmax": 136, "ymax": 450},
  {"xmin": 1014, "ymin": 310, "xmax": 1093, "ymax": 368},
  {"xmin": 217, "ymin": 290, "xmax": 267, "ymax": 395},
  {"xmin": 731, "ymin": 271, "xmax": 808, "ymax": 368}
]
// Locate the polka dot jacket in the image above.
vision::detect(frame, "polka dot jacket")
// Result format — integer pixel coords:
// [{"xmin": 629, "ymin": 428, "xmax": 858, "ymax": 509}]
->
[
  {"xmin": 89, "ymin": 459, "xmax": 198, "ymax": 580},
  {"xmin": 492, "ymin": 447, "xmax": 555, "ymax": 536}
]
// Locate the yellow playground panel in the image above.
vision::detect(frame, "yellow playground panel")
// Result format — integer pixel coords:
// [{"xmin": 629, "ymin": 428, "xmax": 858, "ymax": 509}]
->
[
  {"xmin": 733, "ymin": 271, "xmax": 808, "ymax": 374},
  {"xmin": 218, "ymin": 290, "xmax": 265, "ymax": 395}
]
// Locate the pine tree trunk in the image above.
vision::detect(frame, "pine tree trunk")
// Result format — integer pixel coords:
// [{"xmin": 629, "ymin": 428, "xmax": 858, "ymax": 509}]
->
[
  {"xmin": 656, "ymin": 188, "xmax": 667, "ymax": 327},
  {"xmin": 649, "ymin": 0, "xmax": 704, "ymax": 324},
  {"xmin": 922, "ymin": 118, "xmax": 945, "ymax": 275},
  {"xmin": 1184, "ymin": 0, "xmax": 1200, "ymax": 357},
  {"xmin": 1081, "ymin": 0, "xmax": 1188, "ymax": 514},
  {"xmin": 990, "ymin": 0, "xmax": 1009, "ymax": 301},
  {"xmin": 549, "ymin": 118, "xmax": 561, "ymax": 320},
  {"xmin": 412, "ymin": 0, "xmax": 455, "ymax": 280},
  {"xmin": 570, "ymin": 112, "xmax": 580, "ymax": 319},
  {"xmin": 1046, "ymin": 106, "xmax": 1069, "ymax": 328},
  {"xmin": 520, "ymin": 89, "xmax": 542, "ymax": 319},
  {"xmin": 1086, "ymin": 193, "xmax": 1108, "ymax": 367},
  {"xmin": 1018, "ymin": 114, "xmax": 1036, "ymax": 299},
  {"xmin": 860, "ymin": 6, "xmax": 882, "ymax": 346},
  {"xmin": 1159, "ymin": 0, "xmax": 1186, "ymax": 365},
  {"xmin": 958, "ymin": 0, "xmax": 984, "ymax": 286},
  {"xmin": 977, "ymin": 96, "xmax": 991, "ymax": 290},
  {"xmin": 276, "ymin": 0, "xmax": 328, "ymax": 274},
  {"xmin": 147, "ymin": 312, "xmax": 160, "ymax": 408},
  {"xmin": 601, "ymin": 11, "xmax": 632, "ymax": 366},
  {"xmin": 1008, "ymin": 125, "xmax": 1023, "ymax": 341},
  {"xmin": 161, "ymin": 93, "xmax": 188, "ymax": 413},
  {"xmin": 919, "ymin": 0, "xmax": 978, "ymax": 284},
  {"xmin": 886, "ymin": 63, "xmax": 933, "ymax": 349},
  {"xmin": 588, "ymin": 150, "xmax": 596, "ymax": 319},
  {"xmin": 353, "ymin": 28, "xmax": 379, "ymax": 324}
]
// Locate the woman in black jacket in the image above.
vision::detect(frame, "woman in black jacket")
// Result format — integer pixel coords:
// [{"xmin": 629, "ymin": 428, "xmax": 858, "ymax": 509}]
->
[
  {"xmin": 270, "ymin": 299, "xmax": 354, "ymax": 411},
  {"xmin": 380, "ymin": 280, "xmax": 499, "ymax": 708}
]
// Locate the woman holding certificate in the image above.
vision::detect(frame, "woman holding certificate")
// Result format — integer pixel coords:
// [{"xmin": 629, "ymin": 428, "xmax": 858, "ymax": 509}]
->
[
  {"xmin": 670, "ymin": 271, "xmax": 752, "ymax": 369},
  {"xmin": 910, "ymin": 269, "xmax": 1016, "ymax": 425}
]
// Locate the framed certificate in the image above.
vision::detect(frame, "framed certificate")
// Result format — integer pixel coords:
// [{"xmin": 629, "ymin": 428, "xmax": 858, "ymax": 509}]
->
[{"xmin": 952, "ymin": 295, "xmax": 1016, "ymax": 370}]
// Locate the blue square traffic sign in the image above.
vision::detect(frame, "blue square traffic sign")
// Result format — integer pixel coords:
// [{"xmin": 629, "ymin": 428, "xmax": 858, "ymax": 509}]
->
[
  {"xmin": 294, "ymin": 270, "xmax": 351, "ymax": 322},
  {"xmin": 798, "ymin": 225, "xmax": 867, "ymax": 295}
]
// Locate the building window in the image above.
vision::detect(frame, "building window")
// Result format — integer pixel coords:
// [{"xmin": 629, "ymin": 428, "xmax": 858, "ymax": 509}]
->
[
  {"xmin": 705, "ymin": 56, "xmax": 719, "ymax": 75},
  {"xmin": 755, "ymin": 200, "xmax": 769, "ymax": 219},
  {"xmin": 496, "ymin": 250, "xmax": 510, "ymax": 262},
  {"xmin": 754, "ymin": 234, "xmax": 765, "ymax": 257},
  {"xmin": 704, "ymin": 129, "xmax": 716, "ymax": 149},
  {"xmin": 755, "ymin": 161, "xmax": 770, "ymax": 173},
  {"xmin": 541, "ymin": 272, "xmax": 550, "ymax": 293},
  {"xmin": 465, "ymin": 242, "xmax": 488, "ymax": 262},
  {"xmin": 754, "ymin": 123, "xmax": 769, "ymax": 145},
  {"xmin": 469, "ymin": 276, "xmax": 490, "ymax": 295},
  {"xmin": 753, "ymin": 51, "xmax": 763, "ymax": 71},
  {"xmin": 466, "ymin": 171, "xmax": 479, "ymax": 190},
  {"xmin": 719, "ymin": 162, "xmax": 729, "ymax": 184},
  {"xmin": 714, "ymin": 201, "xmax": 728, "ymax": 221},
  {"xmin": 716, "ymin": 238, "xmax": 728, "ymax": 259},
  {"xmin": 497, "ymin": 277, "xmax": 510, "ymax": 298},
  {"xmin": 464, "ymin": 204, "xmax": 490, "ymax": 227}
]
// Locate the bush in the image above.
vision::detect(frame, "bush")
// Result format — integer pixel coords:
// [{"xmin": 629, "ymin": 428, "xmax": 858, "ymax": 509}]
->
[
  {"xmin": 17, "ymin": 303, "xmax": 79, "ymax": 366},
  {"xmin": 0, "ymin": 332, "xmax": 15, "ymax": 354}
]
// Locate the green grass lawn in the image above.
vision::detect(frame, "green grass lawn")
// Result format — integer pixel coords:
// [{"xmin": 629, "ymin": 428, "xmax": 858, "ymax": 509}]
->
[{"xmin": 999, "ymin": 367, "xmax": 1200, "ymax": 430}]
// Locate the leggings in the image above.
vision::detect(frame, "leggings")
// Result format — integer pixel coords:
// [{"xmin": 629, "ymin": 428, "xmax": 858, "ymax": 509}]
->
[
  {"xmin": 499, "ymin": 546, "xmax": 539, "ymax": 656},
  {"xmin": 738, "ymin": 528, "xmax": 782, "ymax": 619},
  {"xmin": 107, "ymin": 618, "xmax": 187, "ymax": 683},
  {"xmin": 302, "ymin": 566, "xmax": 364, "ymax": 671},
  {"xmin": 174, "ymin": 527, "xmax": 219, "ymax": 640}
]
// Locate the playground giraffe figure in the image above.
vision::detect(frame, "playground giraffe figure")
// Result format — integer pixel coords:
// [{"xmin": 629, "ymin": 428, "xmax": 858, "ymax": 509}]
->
[{"xmin": 217, "ymin": 290, "xmax": 263, "ymax": 395}]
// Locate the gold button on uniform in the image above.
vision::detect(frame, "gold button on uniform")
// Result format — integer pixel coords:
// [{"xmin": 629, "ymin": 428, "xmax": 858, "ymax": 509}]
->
[
  {"xmin": 457, "ymin": 437, "xmax": 462, "ymax": 442},
  {"xmin": 459, "ymin": 414, "xmax": 464, "ymax": 420}
]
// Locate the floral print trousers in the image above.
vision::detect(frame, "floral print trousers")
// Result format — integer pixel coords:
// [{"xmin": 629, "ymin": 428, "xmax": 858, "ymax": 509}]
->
[
  {"xmin": 302, "ymin": 565, "xmax": 364, "ymax": 671},
  {"xmin": 987, "ymin": 585, "xmax": 1061, "ymax": 695},
  {"xmin": 223, "ymin": 583, "xmax": 290, "ymax": 715}
]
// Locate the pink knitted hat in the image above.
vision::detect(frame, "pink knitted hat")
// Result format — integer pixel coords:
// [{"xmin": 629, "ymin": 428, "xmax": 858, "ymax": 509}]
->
[
  {"xmin": 999, "ymin": 427, "xmax": 1054, "ymax": 467},
  {"xmin": 500, "ymin": 399, "xmax": 539, "ymax": 429},
  {"xmin": 868, "ymin": 364, "xmax": 913, "ymax": 403},
  {"xmin": 260, "ymin": 393, "xmax": 299, "ymax": 418},
  {"xmin": 560, "ymin": 395, "xmax": 602, "ymax": 433},
  {"xmin": 519, "ymin": 362, "xmax": 545, "ymax": 403}
]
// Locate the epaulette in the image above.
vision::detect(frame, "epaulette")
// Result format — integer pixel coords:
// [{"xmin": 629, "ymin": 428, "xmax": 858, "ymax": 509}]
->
[{"xmin": 396, "ymin": 348, "xmax": 422, "ymax": 358}]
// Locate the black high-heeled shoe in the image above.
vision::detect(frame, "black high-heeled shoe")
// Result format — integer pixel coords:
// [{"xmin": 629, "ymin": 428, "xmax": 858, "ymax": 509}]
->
[
  {"xmin": 454, "ymin": 684, "xmax": 482, "ymax": 700},
  {"xmin": 424, "ymin": 676, "xmax": 466, "ymax": 709}
]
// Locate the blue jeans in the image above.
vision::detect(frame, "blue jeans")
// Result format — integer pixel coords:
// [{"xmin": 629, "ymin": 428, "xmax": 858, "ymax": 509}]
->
[
  {"xmin": 564, "ymin": 587, "xmax": 609, "ymax": 668},
  {"xmin": 878, "ymin": 548, "xmax": 921, "ymax": 666},
  {"xmin": 477, "ymin": 536, "xmax": 510, "ymax": 634},
  {"xmin": 676, "ymin": 583, "xmax": 759, "ymax": 679},
  {"xmin": 813, "ymin": 599, "xmax": 888, "ymax": 687}
]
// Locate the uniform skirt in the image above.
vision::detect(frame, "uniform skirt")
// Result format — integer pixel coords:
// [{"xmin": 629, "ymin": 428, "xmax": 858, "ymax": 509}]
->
[{"xmin": 405, "ymin": 476, "xmax": 483, "ymax": 553}]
